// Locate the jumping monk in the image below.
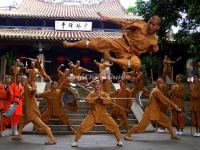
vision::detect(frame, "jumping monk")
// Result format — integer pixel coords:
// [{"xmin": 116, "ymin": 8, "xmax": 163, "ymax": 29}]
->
[
  {"xmin": 110, "ymin": 80, "xmax": 132, "ymax": 132},
  {"xmin": 12, "ymin": 76, "xmax": 56, "ymax": 145},
  {"xmin": 36, "ymin": 81, "xmax": 74, "ymax": 132},
  {"xmin": 8, "ymin": 75, "xmax": 24, "ymax": 135},
  {"xmin": 63, "ymin": 13, "xmax": 160, "ymax": 70},
  {"xmin": 125, "ymin": 78, "xmax": 181, "ymax": 141},
  {"xmin": 190, "ymin": 74, "xmax": 200, "ymax": 137},
  {"xmin": 71, "ymin": 80, "xmax": 123, "ymax": 147}
]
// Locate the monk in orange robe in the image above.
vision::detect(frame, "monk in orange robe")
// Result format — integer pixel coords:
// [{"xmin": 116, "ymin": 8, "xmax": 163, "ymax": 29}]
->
[
  {"xmin": 190, "ymin": 74, "xmax": 200, "ymax": 136},
  {"xmin": 64, "ymin": 13, "xmax": 160, "ymax": 70},
  {"xmin": 57, "ymin": 64, "xmax": 78, "ymax": 111},
  {"xmin": 94, "ymin": 59, "xmax": 113, "ymax": 93},
  {"xmin": 170, "ymin": 74, "xmax": 185, "ymax": 135},
  {"xmin": 110, "ymin": 80, "xmax": 132, "ymax": 131},
  {"xmin": 68, "ymin": 60, "xmax": 92, "ymax": 84},
  {"xmin": 36, "ymin": 81, "xmax": 74, "ymax": 131},
  {"xmin": 126, "ymin": 69, "xmax": 150, "ymax": 97},
  {"xmin": 35, "ymin": 55, "xmax": 51, "ymax": 81},
  {"xmin": 0, "ymin": 81, "xmax": 9, "ymax": 133},
  {"xmin": 125, "ymin": 78, "xmax": 181, "ymax": 141},
  {"xmin": 26, "ymin": 61, "xmax": 39, "ymax": 83},
  {"xmin": 8, "ymin": 75, "xmax": 24, "ymax": 135},
  {"xmin": 162, "ymin": 55, "xmax": 174, "ymax": 80},
  {"xmin": 71, "ymin": 80, "xmax": 123, "ymax": 147},
  {"xmin": 12, "ymin": 76, "xmax": 56, "ymax": 145}
]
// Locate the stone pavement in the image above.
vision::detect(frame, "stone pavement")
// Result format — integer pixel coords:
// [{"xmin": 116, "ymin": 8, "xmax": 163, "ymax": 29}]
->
[{"xmin": 0, "ymin": 127, "xmax": 199, "ymax": 150}]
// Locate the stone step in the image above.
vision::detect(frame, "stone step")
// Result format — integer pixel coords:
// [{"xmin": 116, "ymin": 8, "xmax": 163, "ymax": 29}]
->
[
  {"xmin": 53, "ymin": 113, "xmax": 136, "ymax": 119},
  {"xmin": 47, "ymin": 118, "xmax": 137, "ymax": 125},
  {"xmin": 48, "ymin": 124, "xmax": 137, "ymax": 131},
  {"xmin": 24, "ymin": 130, "xmax": 129, "ymax": 135}
]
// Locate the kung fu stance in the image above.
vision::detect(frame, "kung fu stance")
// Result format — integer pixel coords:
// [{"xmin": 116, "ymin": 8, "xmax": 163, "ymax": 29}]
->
[
  {"xmin": 36, "ymin": 81, "xmax": 74, "ymax": 131},
  {"xmin": 71, "ymin": 80, "xmax": 123, "ymax": 147},
  {"xmin": 12, "ymin": 76, "xmax": 56, "ymax": 145},
  {"xmin": 110, "ymin": 80, "xmax": 132, "ymax": 132},
  {"xmin": 64, "ymin": 13, "xmax": 160, "ymax": 70},
  {"xmin": 125, "ymin": 78, "xmax": 181, "ymax": 141}
]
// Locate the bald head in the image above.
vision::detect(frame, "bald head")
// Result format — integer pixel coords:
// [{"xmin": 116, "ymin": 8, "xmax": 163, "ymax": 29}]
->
[
  {"xmin": 150, "ymin": 15, "xmax": 161, "ymax": 25},
  {"xmin": 147, "ymin": 15, "xmax": 161, "ymax": 34}
]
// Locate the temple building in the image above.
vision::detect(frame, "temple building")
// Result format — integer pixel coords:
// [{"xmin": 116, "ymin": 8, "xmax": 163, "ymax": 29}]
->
[{"xmin": 0, "ymin": 0, "xmax": 141, "ymax": 78}]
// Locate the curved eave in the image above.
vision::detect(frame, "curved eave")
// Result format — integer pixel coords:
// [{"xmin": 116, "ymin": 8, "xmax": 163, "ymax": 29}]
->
[
  {"xmin": 0, "ymin": 0, "xmax": 142, "ymax": 21},
  {"xmin": 0, "ymin": 29, "xmax": 122, "ymax": 41}
]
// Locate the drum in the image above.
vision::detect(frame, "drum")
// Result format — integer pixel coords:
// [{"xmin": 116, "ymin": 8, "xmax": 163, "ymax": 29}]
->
[{"xmin": 62, "ymin": 87, "xmax": 79, "ymax": 111}]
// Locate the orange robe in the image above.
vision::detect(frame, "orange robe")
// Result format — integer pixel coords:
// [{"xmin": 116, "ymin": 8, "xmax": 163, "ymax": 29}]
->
[
  {"xmin": 36, "ymin": 60, "xmax": 51, "ymax": 81},
  {"xmin": 127, "ymin": 87, "xmax": 177, "ymax": 137},
  {"xmin": 110, "ymin": 88, "xmax": 132, "ymax": 129},
  {"xmin": 128, "ymin": 71, "xmax": 150, "ymax": 97},
  {"xmin": 26, "ymin": 68, "xmax": 39, "ymax": 83},
  {"xmin": 57, "ymin": 67, "xmax": 78, "ymax": 110},
  {"xmin": 36, "ymin": 89, "xmax": 72, "ymax": 127},
  {"xmin": 18, "ymin": 83, "xmax": 55, "ymax": 142},
  {"xmin": 190, "ymin": 81, "xmax": 200, "ymax": 127},
  {"xmin": 8, "ymin": 83, "xmax": 24, "ymax": 126},
  {"xmin": 70, "ymin": 65, "xmax": 88, "ymax": 83},
  {"xmin": 171, "ymin": 83, "xmax": 185, "ymax": 130},
  {"xmin": 74, "ymin": 91, "xmax": 122, "ymax": 141},
  {"xmin": 163, "ymin": 58, "xmax": 173, "ymax": 80},
  {"xmin": 0, "ymin": 83, "xmax": 9, "ymax": 131},
  {"xmin": 89, "ymin": 20, "xmax": 158, "ymax": 56}
]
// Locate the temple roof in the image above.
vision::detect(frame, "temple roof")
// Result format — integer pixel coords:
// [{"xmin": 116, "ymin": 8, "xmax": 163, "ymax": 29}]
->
[
  {"xmin": 0, "ymin": 29, "xmax": 122, "ymax": 41},
  {"xmin": 0, "ymin": 0, "xmax": 141, "ymax": 20}
]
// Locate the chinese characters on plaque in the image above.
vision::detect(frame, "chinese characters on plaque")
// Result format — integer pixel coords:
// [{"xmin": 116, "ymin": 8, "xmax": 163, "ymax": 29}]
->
[{"xmin": 55, "ymin": 21, "xmax": 92, "ymax": 31}]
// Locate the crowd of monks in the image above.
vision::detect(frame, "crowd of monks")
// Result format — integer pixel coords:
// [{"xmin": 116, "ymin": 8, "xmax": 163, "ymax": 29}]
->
[{"xmin": 0, "ymin": 13, "xmax": 200, "ymax": 147}]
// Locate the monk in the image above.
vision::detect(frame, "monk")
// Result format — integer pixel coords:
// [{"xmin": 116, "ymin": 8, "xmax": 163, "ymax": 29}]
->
[
  {"xmin": 170, "ymin": 74, "xmax": 185, "ymax": 136},
  {"xmin": 68, "ymin": 60, "xmax": 92, "ymax": 84},
  {"xmin": 64, "ymin": 13, "xmax": 160, "ymax": 70},
  {"xmin": 26, "ymin": 61, "xmax": 39, "ymax": 83},
  {"xmin": 0, "ymin": 80, "xmax": 9, "ymax": 135},
  {"xmin": 35, "ymin": 55, "xmax": 51, "ymax": 82},
  {"xmin": 36, "ymin": 81, "xmax": 74, "ymax": 131},
  {"xmin": 0, "ymin": 75, "xmax": 10, "ymax": 135},
  {"xmin": 57, "ymin": 64, "xmax": 78, "ymax": 111},
  {"xmin": 125, "ymin": 78, "xmax": 181, "ymax": 141},
  {"xmin": 190, "ymin": 74, "xmax": 200, "ymax": 137},
  {"xmin": 110, "ymin": 80, "xmax": 132, "ymax": 131},
  {"xmin": 12, "ymin": 76, "xmax": 56, "ymax": 145},
  {"xmin": 71, "ymin": 80, "xmax": 123, "ymax": 147},
  {"xmin": 126, "ymin": 69, "xmax": 150, "ymax": 98},
  {"xmin": 8, "ymin": 75, "xmax": 24, "ymax": 135},
  {"xmin": 162, "ymin": 55, "xmax": 174, "ymax": 80},
  {"xmin": 94, "ymin": 59, "xmax": 113, "ymax": 93},
  {"xmin": 10, "ymin": 59, "xmax": 24, "ymax": 83}
]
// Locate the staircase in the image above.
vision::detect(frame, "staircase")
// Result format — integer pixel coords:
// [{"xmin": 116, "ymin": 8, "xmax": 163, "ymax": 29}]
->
[
  {"xmin": 34, "ymin": 85, "xmax": 138, "ymax": 135},
  {"xmin": 44, "ymin": 101, "xmax": 137, "ymax": 135}
]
